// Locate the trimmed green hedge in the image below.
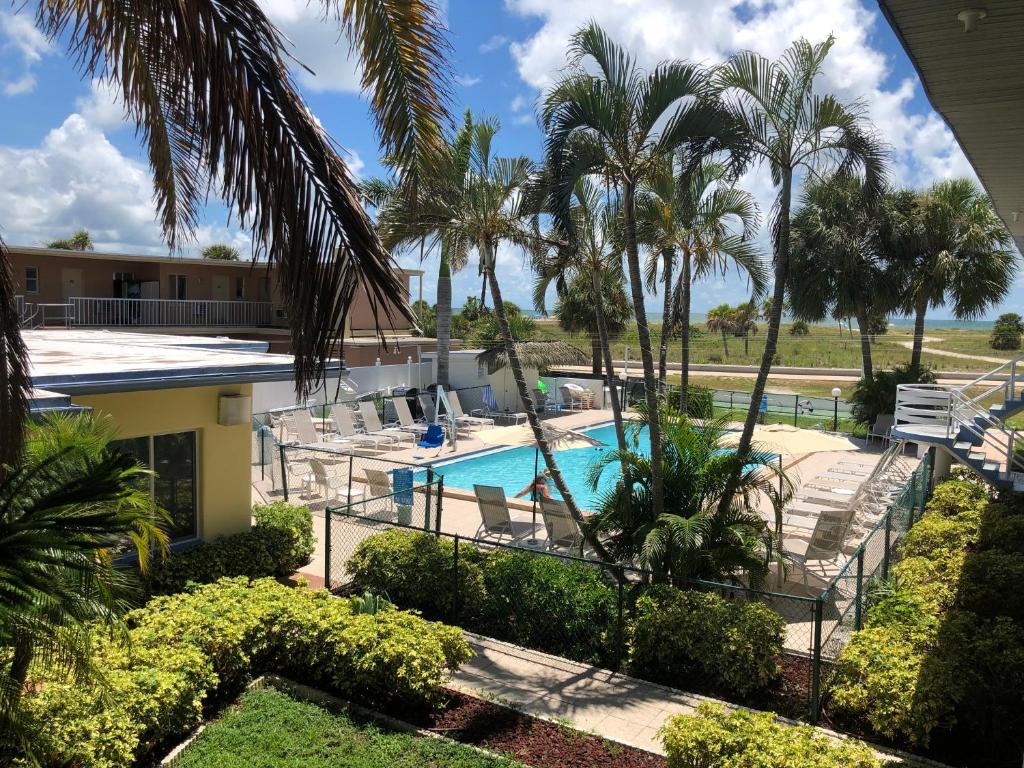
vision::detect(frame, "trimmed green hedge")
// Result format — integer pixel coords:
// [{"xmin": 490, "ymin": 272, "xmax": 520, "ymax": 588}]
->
[
  {"xmin": 144, "ymin": 503, "xmax": 314, "ymax": 594},
  {"xmin": 22, "ymin": 578, "xmax": 469, "ymax": 768},
  {"xmin": 348, "ymin": 531, "xmax": 785, "ymax": 698},
  {"xmin": 661, "ymin": 703, "xmax": 882, "ymax": 768},
  {"xmin": 629, "ymin": 586, "xmax": 785, "ymax": 698},
  {"xmin": 829, "ymin": 478, "xmax": 1024, "ymax": 753}
]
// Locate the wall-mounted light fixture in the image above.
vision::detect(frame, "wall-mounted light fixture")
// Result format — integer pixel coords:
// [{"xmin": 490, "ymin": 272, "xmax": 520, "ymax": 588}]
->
[
  {"xmin": 957, "ymin": 8, "xmax": 987, "ymax": 32},
  {"xmin": 218, "ymin": 393, "xmax": 252, "ymax": 426}
]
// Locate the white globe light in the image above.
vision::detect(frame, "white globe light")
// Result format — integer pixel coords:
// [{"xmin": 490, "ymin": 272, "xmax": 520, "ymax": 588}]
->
[{"xmin": 831, "ymin": 387, "xmax": 842, "ymax": 398}]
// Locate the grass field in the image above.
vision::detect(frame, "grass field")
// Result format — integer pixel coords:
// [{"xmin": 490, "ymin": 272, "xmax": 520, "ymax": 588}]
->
[
  {"xmin": 174, "ymin": 687, "xmax": 520, "ymax": 768},
  {"xmin": 528, "ymin": 320, "xmax": 1009, "ymax": 373}
]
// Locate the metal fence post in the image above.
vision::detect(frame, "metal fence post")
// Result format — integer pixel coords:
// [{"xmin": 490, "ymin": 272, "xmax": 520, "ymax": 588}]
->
[
  {"xmin": 615, "ymin": 566, "xmax": 625, "ymax": 668},
  {"xmin": 425, "ymin": 467, "xmax": 435, "ymax": 530},
  {"xmin": 793, "ymin": 394, "xmax": 799, "ymax": 427},
  {"xmin": 452, "ymin": 534, "xmax": 461, "ymax": 623},
  {"xmin": 259, "ymin": 425, "xmax": 265, "ymax": 480},
  {"xmin": 324, "ymin": 505, "xmax": 332, "ymax": 590},
  {"xmin": 810, "ymin": 596, "xmax": 824, "ymax": 722},
  {"xmin": 436, "ymin": 476, "xmax": 444, "ymax": 534},
  {"xmin": 279, "ymin": 445, "xmax": 289, "ymax": 501},
  {"xmin": 881, "ymin": 508, "xmax": 893, "ymax": 581},
  {"xmin": 854, "ymin": 548, "xmax": 865, "ymax": 630},
  {"xmin": 347, "ymin": 456, "xmax": 354, "ymax": 506}
]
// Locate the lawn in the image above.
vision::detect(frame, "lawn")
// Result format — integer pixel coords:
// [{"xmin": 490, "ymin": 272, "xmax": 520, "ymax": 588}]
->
[
  {"xmin": 528, "ymin": 320, "xmax": 1008, "ymax": 373},
  {"xmin": 173, "ymin": 687, "xmax": 521, "ymax": 768}
]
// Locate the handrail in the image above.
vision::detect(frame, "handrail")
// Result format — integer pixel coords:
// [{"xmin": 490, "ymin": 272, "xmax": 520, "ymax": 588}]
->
[{"xmin": 69, "ymin": 296, "xmax": 273, "ymax": 327}]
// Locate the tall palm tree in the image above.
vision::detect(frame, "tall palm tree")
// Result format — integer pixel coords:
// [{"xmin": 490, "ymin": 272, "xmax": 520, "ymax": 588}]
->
[
  {"xmin": 586, "ymin": 404, "xmax": 790, "ymax": 588},
  {"xmin": 894, "ymin": 179, "xmax": 1016, "ymax": 369},
  {"xmin": 732, "ymin": 301, "xmax": 759, "ymax": 355},
  {"xmin": 371, "ymin": 115, "xmax": 613, "ymax": 560},
  {"xmin": 787, "ymin": 175, "xmax": 896, "ymax": 380},
  {"xmin": 543, "ymin": 22, "xmax": 732, "ymax": 518},
  {"xmin": 551, "ymin": 273, "xmax": 631, "ymax": 378},
  {"xmin": 713, "ymin": 36, "xmax": 887, "ymax": 461},
  {"xmin": 706, "ymin": 304, "xmax": 736, "ymax": 357},
  {"xmin": 636, "ymin": 156, "xmax": 764, "ymax": 408},
  {"xmin": 0, "ymin": 413, "xmax": 168, "ymax": 742},
  {"xmin": 1, "ymin": 0, "xmax": 454, "ymax": 463},
  {"xmin": 533, "ymin": 177, "xmax": 631, "ymax": 453}
]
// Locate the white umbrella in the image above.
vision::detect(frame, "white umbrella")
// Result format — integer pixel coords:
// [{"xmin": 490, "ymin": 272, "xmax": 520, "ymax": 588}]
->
[{"xmin": 719, "ymin": 423, "xmax": 860, "ymax": 455}]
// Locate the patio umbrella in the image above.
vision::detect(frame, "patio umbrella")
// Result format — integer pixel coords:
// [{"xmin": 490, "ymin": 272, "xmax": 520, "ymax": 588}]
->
[
  {"xmin": 719, "ymin": 423, "xmax": 860, "ymax": 455},
  {"xmin": 475, "ymin": 340, "xmax": 589, "ymax": 375}
]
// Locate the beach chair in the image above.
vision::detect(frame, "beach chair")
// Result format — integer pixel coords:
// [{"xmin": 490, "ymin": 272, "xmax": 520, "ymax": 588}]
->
[
  {"xmin": 392, "ymin": 396, "xmax": 430, "ymax": 436},
  {"xmin": 782, "ymin": 507, "xmax": 851, "ymax": 589},
  {"xmin": 473, "ymin": 484, "xmax": 538, "ymax": 543},
  {"xmin": 867, "ymin": 414, "xmax": 894, "ymax": 446},
  {"xmin": 288, "ymin": 409, "xmax": 351, "ymax": 451},
  {"xmin": 331, "ymin": 406, "xmax": 399, "ymax": 452},
  {"xmin": 306, "ymin": 458, "xmax": 362, "ymax": 505},
  {"xmin": 362, "ymin": 468, "xmax": 396, "ymax": 519},
  {"xmin": 448, "ymin": 389, "xmax": 494, "ymax": 430},
  {"xmin": 357, "ymin": 401, "xmax": 412, "ymax": 444},
  {"xmin": 539, "ymin": 497, "xmax": 585, "ymax": 554},
  {"xmin": 559, "ymin": 385, "xmax": 587, "ymax": 411},
  {"xmin": 417, "ymin": 393, "xmax": 437, "ymax": 422},
  {"xmin": 472, "ymin": 385, "xmax": 527, "ymax": 425}
]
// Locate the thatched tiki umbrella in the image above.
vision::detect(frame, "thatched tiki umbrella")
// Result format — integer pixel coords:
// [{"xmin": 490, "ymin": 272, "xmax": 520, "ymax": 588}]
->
[{"xmin": 476, "ymin": 340, "xmax": 590, "ymax": 407}]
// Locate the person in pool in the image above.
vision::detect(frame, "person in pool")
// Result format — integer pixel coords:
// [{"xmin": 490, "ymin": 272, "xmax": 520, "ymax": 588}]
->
[{"xmin": 514, "ymin": 469, "xmax": 552, "ymax": 500}]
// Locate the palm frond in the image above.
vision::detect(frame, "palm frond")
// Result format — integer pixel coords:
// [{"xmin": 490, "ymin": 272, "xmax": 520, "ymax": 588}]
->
[{"xmin": 475, "ymin": 340, "xmax": 588, "ymax": 375}]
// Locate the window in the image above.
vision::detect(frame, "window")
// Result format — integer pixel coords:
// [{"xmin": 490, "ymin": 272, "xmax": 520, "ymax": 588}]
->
[
  {"xmin": 168, "ymin": 274, "xmax": 187, "ymax": 300},
  {"xmin": 113, "ymin": 432, "xmax": 198, "ymax": 540},
  {"xmin": 24, "ymin": 266, "xmax": 38, "ymax": 294},
  {"xmin": 257, "ymin": 277, "xmax": 272, "ymax": 302},
  {"xmin": 234, "ymin": 276, "xmax": 245, "ymax": 301}
]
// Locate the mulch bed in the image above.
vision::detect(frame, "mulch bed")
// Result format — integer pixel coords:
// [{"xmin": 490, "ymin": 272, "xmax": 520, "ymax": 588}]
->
[{"xmin": 403, "ymin": 688, "xmax": 667, "ymax": 768}]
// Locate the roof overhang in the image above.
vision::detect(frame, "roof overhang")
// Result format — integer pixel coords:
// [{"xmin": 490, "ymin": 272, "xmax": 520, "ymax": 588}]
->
[{"xmin": 878, "ymin": 1, "xmax": 1024, "ymax": 251}]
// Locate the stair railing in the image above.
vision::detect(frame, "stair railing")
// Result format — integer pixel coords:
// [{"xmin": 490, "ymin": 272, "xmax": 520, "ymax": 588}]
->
[
  {"xmin": 894, "ymin": 383, "xmax": 955, "ymax": 438},
  {"xmin": 949, "ymin": 390, "xmax": 1024, "ymax": 476},
  {"xmin": 955, "ymin": 354, "xmax": 1024, "ymax": 406}
]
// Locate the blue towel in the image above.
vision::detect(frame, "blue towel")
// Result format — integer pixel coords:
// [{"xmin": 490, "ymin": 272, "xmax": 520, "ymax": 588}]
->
[
  {"xmin": 418, "ymin": 423, "xmax": 444, "ymax": 448},
  {"xmin": 482, "ymin": 385, "xmax": 499, "ymax": 412}
]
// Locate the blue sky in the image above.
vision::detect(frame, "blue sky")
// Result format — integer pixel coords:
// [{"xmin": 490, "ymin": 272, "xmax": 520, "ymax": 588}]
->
[{"xmin": 0, "ymin": 0, "xmax": 1016, "ymax": 315}]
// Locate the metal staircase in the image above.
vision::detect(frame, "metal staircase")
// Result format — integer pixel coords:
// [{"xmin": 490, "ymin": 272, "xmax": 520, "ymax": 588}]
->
[{"xmin": 894, "ymin": 355, "xmax": 1024, "ymax": 491}]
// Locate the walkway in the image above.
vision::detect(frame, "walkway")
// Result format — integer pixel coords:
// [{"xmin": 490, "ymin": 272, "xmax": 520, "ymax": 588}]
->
[{"xmin": 450, "ymin": 633, "xmax": 949, "ymax": 767}]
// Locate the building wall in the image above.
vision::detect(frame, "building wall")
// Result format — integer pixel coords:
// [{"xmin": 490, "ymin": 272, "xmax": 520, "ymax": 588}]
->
[{"xmin": 72, "ymin": 384, "xmax": 254, "ymax": 540}]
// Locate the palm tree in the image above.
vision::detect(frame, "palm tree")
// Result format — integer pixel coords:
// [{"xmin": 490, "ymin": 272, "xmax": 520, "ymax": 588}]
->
[
  {"xmin": 894, "ymin": 179, "xmax": 1016, "ymax": 369},
  {"xmin": 370, "ymin": 114, "xmax": 613, "ymax": 560},
  {"xmin": 533, "ymin": 176, "xmax": 632, "ymax": 452},
  {"xmin": 585, "ymin": 404, "xmax": 790, "ymax": 588},
  {"xmin": 1, "ymin": 0, "xmax": 453, "ymax": 463},
  {"xmin": 787, "ymin": 175, "xmax": 895, "ymax": 380},
  {"xmin": 45, "ymin": 230, "xmax": 93, "ymax": 251},
  {"xmin": 706, "ymin": 304, "xmax": 736, "ymax": 357},
  {"xmin": 0, "ymin": 413, "xmax": 168, "ymax": 741},
  {"xmin": 543, "ymin": 22, "xmax": 732, "ymax": 518},
  {"xmin": 552, "ymin": 274, "xmax": 632, "ymax": 377},
  {"xmin": 713, "ymin": 36, "xmax": 887, "ymax": 461},
  {"xmin": 637, "ymin": 155, "xmax": 764, "ymax": 398},
  {"xmin": 201, "ymin": 244, "xmax": 241, "ymax": 261},
  {"xmin": 732, "ymin": 301, "xmax": 759, "ymax": 355}
]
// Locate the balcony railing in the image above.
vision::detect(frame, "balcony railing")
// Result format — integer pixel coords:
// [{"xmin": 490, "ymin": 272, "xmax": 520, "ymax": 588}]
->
[{"xmin": 69, "ymin": 297, "xmax": 273, "ymax": 327}]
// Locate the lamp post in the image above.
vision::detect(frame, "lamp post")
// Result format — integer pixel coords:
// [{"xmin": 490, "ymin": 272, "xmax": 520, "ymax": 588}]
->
[{"xmin": 831, "ymin": 387, "xmax": 842, "ymax": 432}]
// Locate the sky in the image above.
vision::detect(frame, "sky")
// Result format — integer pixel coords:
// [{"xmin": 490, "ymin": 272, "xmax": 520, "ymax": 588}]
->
[{"xmin": 0, "ymin": 0, "xmax": 1018, "ymax": 316}]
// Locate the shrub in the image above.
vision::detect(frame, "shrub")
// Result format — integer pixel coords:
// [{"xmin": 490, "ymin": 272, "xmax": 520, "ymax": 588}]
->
[
  {"xmin": 661, "ymin": 703, "xmax": 882, "ymax": 768},
  {"xmin": 144, "ymin": 503, "xmax": 315, "ymax": 594},
  {"xmin": 348, "ymin": 530, "xmax": 487, "ymax": 621},
  {"xmin": 849, "ymin": 363, "xmax": 936, "ymax": 427},
  {"xmin": 253, "ymin": 501, "xmax": 315, "ymax": 566},
  {"xmin": 22, "ymin": 578, "xmax": 470, "ymax": 768},
  {"xmin": 957, "ymin": 550, "xmax": 1024, "ymax": 622},
  {"xmin": 668, "ymin": 385, "xmax": 713, "ymax": 419},
  {"xmin": 628, "ymin": 587, "xmax": 784, "ymax": 699},
  {"xmin": 789, "ymin": 319, "xmax": 810, "ymax": 336},
  {"xmin": 989, "ymin": 312, "xmax": 1023, "ymax": 350},
  {"xmin": 923, "ymin": 479, "xmax": 988, "ymax": 517},
  {"xmin": 480, "ymin": 550, "xmax": 617, "ymax": 664}
]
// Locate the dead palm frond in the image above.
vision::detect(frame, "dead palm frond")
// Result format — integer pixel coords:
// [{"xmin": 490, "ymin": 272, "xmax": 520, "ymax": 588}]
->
[{"xmin": 475, "ymin": 340, "xmax": 588, "ymax": 375}]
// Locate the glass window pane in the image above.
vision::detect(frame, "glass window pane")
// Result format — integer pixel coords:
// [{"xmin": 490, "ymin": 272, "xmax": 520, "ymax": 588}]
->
[{"xmin": 152, "ymin": 432, "xmax": 197, "ymax": 540}]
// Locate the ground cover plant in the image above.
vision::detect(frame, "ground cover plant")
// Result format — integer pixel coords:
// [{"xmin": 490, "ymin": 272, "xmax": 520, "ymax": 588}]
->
[
  {"xmin": 18, "ymin": 578, "xmax": 469, "ymax": 768},
  {"xmin": 828, "ymin": 479, "xmax": 1024, "ymax": 765}
]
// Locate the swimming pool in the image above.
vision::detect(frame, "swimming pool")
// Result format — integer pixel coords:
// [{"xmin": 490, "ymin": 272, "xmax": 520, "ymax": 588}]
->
[{"xmin": 427, "ymin": 422, "xmax": 777, "ymax": 511}]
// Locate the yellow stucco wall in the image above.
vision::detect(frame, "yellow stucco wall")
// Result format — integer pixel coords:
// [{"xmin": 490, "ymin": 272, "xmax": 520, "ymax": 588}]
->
[{"xmin": 72, "ymin": 384, "xmax": 253, "ymax": 540}]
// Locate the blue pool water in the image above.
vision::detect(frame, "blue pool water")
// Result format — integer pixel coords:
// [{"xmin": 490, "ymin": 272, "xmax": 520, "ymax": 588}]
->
[{"xmin": 425, "ymin": 423, "xmax": 778, "ymax": 511}]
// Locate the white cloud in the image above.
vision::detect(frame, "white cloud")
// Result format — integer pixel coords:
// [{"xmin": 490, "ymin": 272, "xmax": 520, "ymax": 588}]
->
[
  {"xmin": 0, "ymin": 12, "xmax": 51, "ymax": 96},
  {"xmin": 510, "ymin": 94, "xmax": 528, "ymax": 112},
  {"xmin": 455, "ymin": 74, "xmax": 482, "ymax": 87},
  {"xmin": 3, "ymin": 74, "xmax": 35, "ymax": 96},
  {"xmin": 74, "ymin": 79, "xmax": 127, "ymax": 130},
  {"xmin": 344, "ymin": 148, "xmax": 366, "ymax": 180},
  {"xmin": 479, "ymin": 34, "xmax": 509, "ymax": 54}
]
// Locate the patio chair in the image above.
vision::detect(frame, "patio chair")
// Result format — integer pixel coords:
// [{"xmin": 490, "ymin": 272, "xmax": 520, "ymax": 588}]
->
[
  {"xmin": 867, "ymin": 414, "xmax": 894, "ymax": 445},
  {"xmin": 782, "ymin": 507, "xmax": 851, "ymax": 590},
  {"xmin": 331, "ymin": 405, "xmax": 399, "ymax": 452},
  {"xmin": 448, "ymin": 389, "xmax": 494, "ymax": 430},
  {"xmin": 392, "ymin": 396, "xmax": 430, "ymax": 436},
  {"xmin": 288, "ymin": 409, "xmax": 351, "ymax": 451},
  {"xmin": 559, "ymin": 385, "xmax": 587, "ymax": 411},
  {"xmin": 362, "ymin": 468, "xmax": 396, "ymax": 519},
  {"xmin": 417, "ymin": 392, "xmax": 437, "ymax": 422},
  {"xmin": 306, "ymin": 458, "xmax": 362, "ymax": 505},
  {"xmin": 473, "ymin": 484, "xmax": 538, "ymax": 543},
  {"xmin": 539, "ymin": 497, "xmax": 585, "ymax": 554},
  {"xmin": 357, "ymin": 401, "xmax": 412, "ymax": 444},
  {"xmin": 472, "ymin": 385, "xmax": 527, "ymax": 425},
  {"xmin": 417, "ymin": 423, "xmax": 445, "ymax": 450}
]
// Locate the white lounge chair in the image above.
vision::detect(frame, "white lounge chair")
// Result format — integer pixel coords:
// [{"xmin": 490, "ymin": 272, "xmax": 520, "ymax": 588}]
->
[
  {"xmin": 392, "ymin": 396, "xmax": 429, "ymax": 436},
  {"xmin": 782, "ymin": 507, "xmax": 851, "ymax": 589},
  {"xmin": 449, "ymin": 389, "xmax": 494, "ymax": 430},
  {"xmin": 357, "ymin": 401, "xmax": 412, "ymax": 444},
  {"xmin": 473, "ymin": 484, "xmax": 538, "ymax": 543},
  {"xmin": 332, "ymin": 406, "xmax": 400, "ymax": 452},
  {"xmin": 539, "ymin": 497, "xmax": 586, "ymax": 554},
  {"xmin": 288, "ymin": 409, "xmax": 351, "ymax": 451}
]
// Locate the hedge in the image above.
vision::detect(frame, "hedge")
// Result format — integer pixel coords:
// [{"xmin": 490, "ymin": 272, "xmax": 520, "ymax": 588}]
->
[
  {"xmin": 629, "ymin": 586, "xmax": 785, "ymax": 698},
  {"xmin": 668, "ymin": 385, "xmax": 713, "ymax": 419},
  {"xmin": 21, "ymin": 578, "xmax": 469, "ymax": 768},
  {"xmin": 829, "ymin": 478, "xmax": 1024, "ymax": 754},
  {"xmin": 661, "ymin": 703, "xmax": 882, "ymax": 768},
  {"xmin": 144, "ymin": 502, "xmax": 314, "ymax": 594},
  {"xmin": 349, "ymin": 531, "xmax": 786, "ymax": 698}
]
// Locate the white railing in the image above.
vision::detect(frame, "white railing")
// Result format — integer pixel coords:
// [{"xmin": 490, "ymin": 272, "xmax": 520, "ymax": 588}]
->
[
  {"xmin": 894, "ymin": 383, "xmax": 953, "ymax": 434},
  {"xmin": 69, "ymin": 297, "xmax": 273, "ymax": 327},
  {"xmin": 958, "ymin": 354, "xmax": 1022, "ymax": 406}
]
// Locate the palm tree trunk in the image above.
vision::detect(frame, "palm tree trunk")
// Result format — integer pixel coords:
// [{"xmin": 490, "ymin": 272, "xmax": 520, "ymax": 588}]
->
[
  {"xmin": 737, "ymin": 169, "xmax": 792, "ymax": 459},
  {"xmin": 435, "ymin": 252, "xmax": 452, "ymax": 387},
  {"xmin": 479, "ymin": 273, "xmax": 488, "ymax": 311},
  {"xmin": 590, "ymin": 335, "xmax": 602, "ymax": 377},
  {"xmin": 678, "ymin": 253, "xmax": 691, "ymax": 414},
  {"xmin": 591, "ymin": 271, "xmax": 628, "ymax": 454},
  {"xmin": 743, "ymin": 332, "xmax": 749, "ymax": 355},
  {"xmin": 7, "ymin": 640, "xmax": 32, "ymax": 710},
  {"xmin": 910, "ymin": 295, "xmax": 927, "ymax": 369},
  {"xmin": 484, "ymin": 245, "xmax": 614, "ymax": 562},
  {"xmin": 622, "ymin": 181, "xmax": 664, "ymax": 519},
  {"xmin": 658, "ymin": 248, "xmax": 673, "ymax": 386},
  {"xmin": 856, "ymin": 309, "xmax": 873, "ymax": 381},
  {"xmin": 721, "ymin": 330, "xmax": 729, "ymax": 357}
]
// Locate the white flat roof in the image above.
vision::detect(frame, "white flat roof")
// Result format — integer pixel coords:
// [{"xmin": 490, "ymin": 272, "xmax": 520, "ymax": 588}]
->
[{"xmin": 26, "ymin": 329, "xmax": 323, "ymax": 395}]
